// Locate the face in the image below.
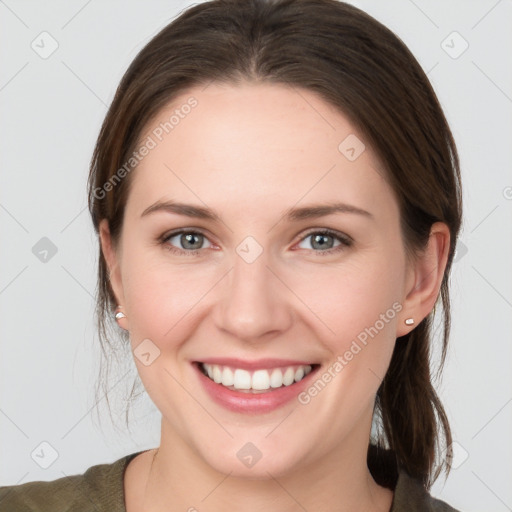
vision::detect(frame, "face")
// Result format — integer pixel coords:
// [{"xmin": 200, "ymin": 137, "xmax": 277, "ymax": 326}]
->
[{"xmin": 102, "ymin": 82, "xmax": 417, "ymax": 478}]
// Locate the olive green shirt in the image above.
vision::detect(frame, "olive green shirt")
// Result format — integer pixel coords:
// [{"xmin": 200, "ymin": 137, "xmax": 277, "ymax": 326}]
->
[{"xmin": 0, "ymin": 450, "xmax": 460, "ymax": 511}]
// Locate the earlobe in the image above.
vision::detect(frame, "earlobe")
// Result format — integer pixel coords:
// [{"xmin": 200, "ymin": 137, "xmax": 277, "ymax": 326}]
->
[
  {"xmin": 114, "ymin": 305, "xmax": 129, "ymax": 331},
  {"xmin": 397, "ymin": 222, "xmax": 451, "ymax": 337}
]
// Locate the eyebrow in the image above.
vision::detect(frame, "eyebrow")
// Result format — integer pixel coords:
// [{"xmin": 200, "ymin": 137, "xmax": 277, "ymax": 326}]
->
[{"xmin": 140, "ymin": 200, "xmax": 374, "ymax": 222}]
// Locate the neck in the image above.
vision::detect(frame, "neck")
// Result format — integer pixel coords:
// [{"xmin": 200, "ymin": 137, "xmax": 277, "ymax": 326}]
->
[{"xmin": 141, "ymin": 419, "xmax": 393, "ymax": 512}]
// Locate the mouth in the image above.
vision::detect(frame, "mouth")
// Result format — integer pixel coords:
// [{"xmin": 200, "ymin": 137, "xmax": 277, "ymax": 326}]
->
[
  {"xmin": 196, "ymin": 361, "xmax": 319, "ymax": 394},
  {"xmin": 192, "ymin": 359, "xmax": 320, "ymax": 413}
]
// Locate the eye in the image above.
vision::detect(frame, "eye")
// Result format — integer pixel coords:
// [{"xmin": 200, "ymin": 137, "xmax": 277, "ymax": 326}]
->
[
  {"xmin": 160, "ymin": 228, "xmax": 352, "ymax": 257},
  {"xmin": 295, "ymin": 229, "xmax": 352, "ymax": 255},
  {"xmin": 161, "ymin": 230, "xmax": 213, "ymax": 256}
]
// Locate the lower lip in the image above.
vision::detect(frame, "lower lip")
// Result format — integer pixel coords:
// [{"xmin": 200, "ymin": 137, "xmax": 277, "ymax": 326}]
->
[{"xmin": 193, "ymin": 363, "xmax": 319, "ymax": 414}]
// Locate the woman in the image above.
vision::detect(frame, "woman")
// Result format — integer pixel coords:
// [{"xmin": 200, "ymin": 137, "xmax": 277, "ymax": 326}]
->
[{"xmin": 0, "ymin": 0, "xmax": 463, "ymax": 510}]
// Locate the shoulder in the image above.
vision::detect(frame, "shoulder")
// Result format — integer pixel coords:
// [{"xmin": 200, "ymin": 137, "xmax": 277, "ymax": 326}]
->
[
  {"xmin": 0, "ymin": 452, "xmax": 140, "ymax": 512},
  {"xmin": 392, "ymin": 470, "xmax": 461, "ymax": 512}
]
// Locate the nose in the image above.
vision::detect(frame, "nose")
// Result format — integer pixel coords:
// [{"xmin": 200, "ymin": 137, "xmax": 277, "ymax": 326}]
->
[{"xmin": 213, "ymin": 248, "xmax": 293, "ymax": 343}]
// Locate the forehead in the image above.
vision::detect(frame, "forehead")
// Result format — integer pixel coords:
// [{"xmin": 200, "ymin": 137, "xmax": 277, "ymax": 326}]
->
[{"xmin": 127, "ymin": 82, "xmax": 396, "ymax": 223}]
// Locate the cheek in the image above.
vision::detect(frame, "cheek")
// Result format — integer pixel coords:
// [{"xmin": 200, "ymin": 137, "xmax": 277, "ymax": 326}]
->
[
  {"xmin": 129, "ymin": 274, "xmax": 194, "ymax": 328},
  {"xmin": 292, "ymin": 257, "xmax": 403, "ymax": 405},
  {"xmin": 119, "ymin": 252, "xmax": 212, "ymax": 411},
  {"xmin": 121, "ymin": 245, "xmax": 217, "ymax": 338},
  {"xmin": 291, "ymin": 255, "xmax": 403, "ymax": 342}
]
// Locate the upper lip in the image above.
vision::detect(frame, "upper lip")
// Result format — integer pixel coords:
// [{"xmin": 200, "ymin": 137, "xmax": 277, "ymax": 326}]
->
[{"xmin": 194, "ymin": 358, "xmax": 318, "ymax": 370}]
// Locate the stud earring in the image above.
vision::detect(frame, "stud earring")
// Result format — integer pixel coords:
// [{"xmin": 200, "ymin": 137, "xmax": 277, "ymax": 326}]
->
[
  {"xmin": 404, "ymin": 318, "xmax": 414, "ymax": 326},
  {"xmin": 114, "ymin": 306, "xmax": 126, "ymax": 320}
]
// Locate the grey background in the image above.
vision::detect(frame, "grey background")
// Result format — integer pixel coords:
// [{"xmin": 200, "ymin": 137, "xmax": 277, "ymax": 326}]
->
[{"xmin": 1, "ymin": 1, "xmax": 511, "ymax": 510}]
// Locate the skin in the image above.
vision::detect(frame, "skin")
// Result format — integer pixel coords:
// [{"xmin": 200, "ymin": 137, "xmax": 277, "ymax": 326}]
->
[{"xmin": 100, "ymin": 82, "xmax": 450, "ymax": 512}]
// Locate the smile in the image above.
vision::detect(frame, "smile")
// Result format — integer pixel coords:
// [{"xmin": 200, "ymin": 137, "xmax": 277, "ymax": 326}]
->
[
  {"xmin": 199, "ymin": 362, "xmax": 315, "ymax": 393},
  {"xmin": 192, "ymin": 359, "xmax": 321, "ymax": 413}
]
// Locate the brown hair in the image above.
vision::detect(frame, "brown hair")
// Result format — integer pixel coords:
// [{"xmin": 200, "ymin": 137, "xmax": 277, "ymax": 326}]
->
[{"xmin": 88, "ymin": 0, "xmax": 462, "ymax": 488}]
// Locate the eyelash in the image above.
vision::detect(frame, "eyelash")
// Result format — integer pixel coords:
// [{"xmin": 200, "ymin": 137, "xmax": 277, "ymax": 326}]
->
[{"xmin": 159, "ymin": 228, "xmax": 353, "ymax": 257}]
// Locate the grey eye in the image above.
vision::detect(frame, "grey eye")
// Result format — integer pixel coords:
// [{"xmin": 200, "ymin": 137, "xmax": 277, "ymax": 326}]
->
[
  {"xmin": 166, "ymin": 232, "xmax": 212, "ymax": 251},
  {"xmin": 298, "ymin": 232, "xmax": 341, "ymax": 251}
]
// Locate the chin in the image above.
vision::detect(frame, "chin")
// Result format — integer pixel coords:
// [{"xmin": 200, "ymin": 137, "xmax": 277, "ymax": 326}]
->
[{"xmin": 197, "ymin": 439, "xmax": 306, "ymax": 480}]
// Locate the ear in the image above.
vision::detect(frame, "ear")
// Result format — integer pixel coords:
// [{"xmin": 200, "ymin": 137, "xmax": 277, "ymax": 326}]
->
[
  {"xmin": 396, "ymin": 222, "xmax": 451, "ymax": 337},
  {"xmin": 99, "ymin": 219, "xmax": 128, "ymax": 330}
]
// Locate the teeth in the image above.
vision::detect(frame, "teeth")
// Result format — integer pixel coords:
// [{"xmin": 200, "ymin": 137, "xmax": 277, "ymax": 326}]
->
[
  {"xmin": 252, "ymin": 369, "xmax": 270, "ymax": 390},
  {"xmin": 233, "ymin": 369, "xmax": 251, "ymax": 389},
  {"xmin": 270, "ymin": 368, "xmax": 283, "ymax": 388},
  {"xmin": 212, "ymin": 365, "xmax": 222, "ymax": 384},
  {"xmin": 201, "ymin": 363, "xmax": 313, "ymax": 392},
  {"xmin": 221, "ymin": 366, "xmax": 234, "ymax": 386},
  {"xmin": 282, "ymin": 367, "xmax": 295, "ymax": 386}
]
